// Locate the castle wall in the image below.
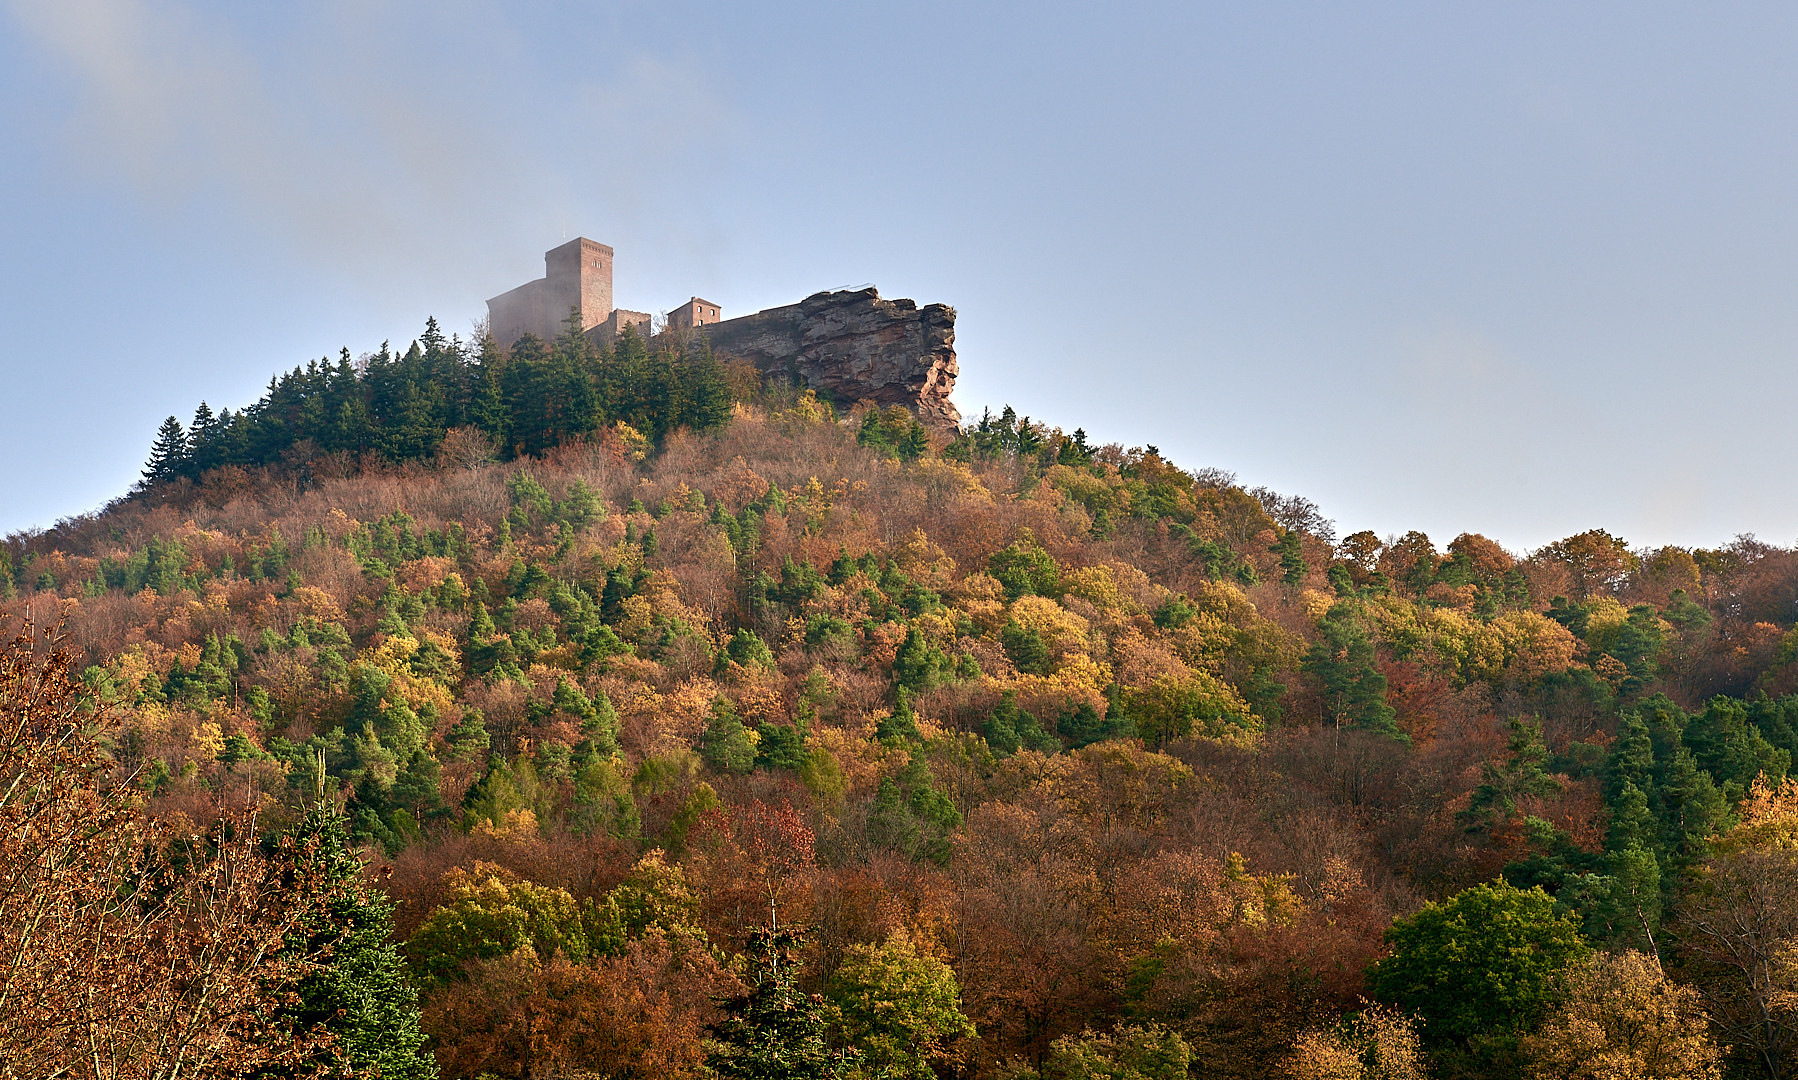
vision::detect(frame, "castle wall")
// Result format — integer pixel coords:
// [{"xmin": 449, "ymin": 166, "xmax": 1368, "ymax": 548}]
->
[
  {"xmin": 700, "ymin": 288, "xmax": 959, "ymax": 432},
  {"xmin": 587, "ymin": 308, "xmax": 653, "ymax": 347},
  {"xmin": 486, "ymin": 279, "xmax": 547, "ymax": 350}
]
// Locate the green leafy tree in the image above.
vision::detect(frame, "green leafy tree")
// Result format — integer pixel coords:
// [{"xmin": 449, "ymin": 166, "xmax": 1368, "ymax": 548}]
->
[
  {"xmin": 661, "ymin": 781, "xmax": 721, "ymax": 855},
  {"xmin": 1118, "ymin": 672, "xmax": 1257, "ymax": 749},
  {"xmin": 825, "ymin": 928, "xmax": 975, "ymax": 1079},
  {"xmin": 405, "ymin": 863, "xmax": 590, "ymax": 982},
  {"xmin": 571, "ymin": 756, "xmax": 640, "ymax": 840},
  {"xmin": 1368, "ymin": 880, "xmax": 1591, "ymax": 1047}
]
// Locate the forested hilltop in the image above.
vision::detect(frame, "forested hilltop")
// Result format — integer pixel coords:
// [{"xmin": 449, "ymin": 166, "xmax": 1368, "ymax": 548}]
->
[{"xmin": 5, "ymin": 317, "xmax": 1798, "ymax": 1080}]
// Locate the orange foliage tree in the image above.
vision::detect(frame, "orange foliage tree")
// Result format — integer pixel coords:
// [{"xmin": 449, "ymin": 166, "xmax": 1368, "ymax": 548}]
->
[{"xmin": 0, "ymin": 620, "xmax": 337, "ymax": 1079}]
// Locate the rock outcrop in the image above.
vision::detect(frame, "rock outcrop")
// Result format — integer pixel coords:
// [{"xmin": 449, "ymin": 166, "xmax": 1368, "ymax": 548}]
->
[{"xmin": 699, "ymin": 288, "xmax": 959, "ymax": 432}]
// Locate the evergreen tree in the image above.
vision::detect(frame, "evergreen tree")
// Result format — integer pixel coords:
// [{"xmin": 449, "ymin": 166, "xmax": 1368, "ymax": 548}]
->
[
  {"xmin": 999, "ymin": 620, "xmax": 1051, "ymax": 676},
  {"xmin": 1271, "ymin": 528, "xmax": 1308, "ymax": 586},
  {"xmin": 708, "ymin": 923, "xmax": 858, "ymax": 1080},
  {"xmin": 700, "ymin": 697, "xmax": 757, "ymax": 774},
  {"xmin": 1462, "ymin": 717, "xmax": 1560, "ymax": 829},
  {"xmin": 1302, "ymin": 602, "xmax": 1401, "ymax": 739},
  {"xmin": 876, "ymin": 691, "xmax": 922, "ymax": 745},
  {"xmin": 682, "ymin": 339, "xmax": 733, "ymax": 431},
  {"xmin": 893, "ymin": 627, "xmax": 953, "ymax": 692},
  {"xmin": 1606, "ymin": 709, "xmax": 1658, "ymax": 805},
  {"xmin": 188, "ymin": 402, "xmax": 222, "ymax": 475},
  {"xmin": 139, "ymin": 416, "xmax": 190, "ymax": 489},
  {"xmin": 279, "ymin": 803, "xmax": 437, "ymax": 1080},
  {"xmin": 467, "ymin": 337, "xmax": 510, "ymax": 445}
]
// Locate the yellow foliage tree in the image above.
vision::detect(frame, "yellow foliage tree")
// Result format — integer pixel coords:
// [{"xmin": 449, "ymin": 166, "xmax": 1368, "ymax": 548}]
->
[
  {"xmin": 1520, "ymin": 950, "xmax": 1721, "ymax": 1080},
  {"xmin": 1281, "ymin": 1004, "xmax": 1429, "ymax": 1080}
]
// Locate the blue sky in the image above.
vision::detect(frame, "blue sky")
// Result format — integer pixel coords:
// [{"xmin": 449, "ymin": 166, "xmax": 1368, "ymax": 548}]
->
[{"xmin": 2, "ymin": 1, "xmax": 1796, "ymax": 552}]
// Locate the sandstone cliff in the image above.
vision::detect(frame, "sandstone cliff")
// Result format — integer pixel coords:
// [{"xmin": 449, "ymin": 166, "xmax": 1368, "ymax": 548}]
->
[{"xmin": 699, "ymin": 288, "xmax": 959, "ymax": 432}]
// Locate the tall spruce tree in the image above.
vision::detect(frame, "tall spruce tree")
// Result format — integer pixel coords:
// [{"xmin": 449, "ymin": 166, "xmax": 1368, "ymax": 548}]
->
[
  {"xmin": 279, "ymin": 803, "xmax": 437, "ymax": 1080},
  {"xmin": 139, "ymin": 416, "xmax": 190, "ymax": 489},
  {"xmin": 708, "ymin": 923, "xmax": 857, "ymax": 1080},
  {"xmin": 188, "ymin": 402, "xmax": 222, "ymax": 475}
]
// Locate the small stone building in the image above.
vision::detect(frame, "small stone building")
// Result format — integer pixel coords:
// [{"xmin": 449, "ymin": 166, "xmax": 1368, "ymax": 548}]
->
[{"xmin": 667, "ymin": 297, "xmax": 722, "ymax": 330}]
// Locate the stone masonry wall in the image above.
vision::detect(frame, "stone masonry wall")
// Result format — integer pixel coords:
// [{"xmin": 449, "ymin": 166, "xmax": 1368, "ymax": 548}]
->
[{"xmin": 699, "ymin": 288, "xmax": 959, "ymax": 432}]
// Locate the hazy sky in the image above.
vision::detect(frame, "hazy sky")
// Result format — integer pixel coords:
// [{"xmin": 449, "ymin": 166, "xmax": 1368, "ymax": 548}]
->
[{"xmin": 3, "ymin": 1, "xmax": 1795, "ymax": 553}]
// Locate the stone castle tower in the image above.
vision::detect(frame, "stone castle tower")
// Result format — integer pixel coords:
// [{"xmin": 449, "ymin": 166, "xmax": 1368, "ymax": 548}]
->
[{"xmin": 486, "ymin": 238, "xmax": 652, "ymax": 347}]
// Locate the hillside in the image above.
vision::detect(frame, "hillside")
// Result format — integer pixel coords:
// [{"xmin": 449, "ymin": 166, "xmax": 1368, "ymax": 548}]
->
[{"xmin": 5, "ymin": 318, "xmax": 1798, "ymax": 1079}]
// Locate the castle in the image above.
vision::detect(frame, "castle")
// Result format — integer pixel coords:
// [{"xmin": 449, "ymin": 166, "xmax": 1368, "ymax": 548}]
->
[
  {"xmin": 485, "ymin": 238, "xmax": 655, "ymax": 348},
  {"xmin": 486, "ymin": 238, "xmax": 960, "ymax": 431}
]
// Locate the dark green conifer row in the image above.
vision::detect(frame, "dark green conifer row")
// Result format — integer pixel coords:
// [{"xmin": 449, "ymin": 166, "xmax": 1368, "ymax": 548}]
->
[{"xmin": 139, "ymin": 315, "xmax": 734, "ymax": 489}]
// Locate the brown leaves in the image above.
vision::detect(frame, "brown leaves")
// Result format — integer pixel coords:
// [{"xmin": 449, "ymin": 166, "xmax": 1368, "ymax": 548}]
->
[
  {"xmin": 1281, "ymin": 1005, "xmax": 1427, "ymax": 1080},
  {"xmin": 422, "ymin": 939, "xmax": 739, "ymax": 1080},
  {"xmin": 0, "ymin": 620, "xmax": 337, "ymax": 1080},
  {"xmin": 1673, "ymin": 775, "xmax": 1798, "ymax": 1077}
]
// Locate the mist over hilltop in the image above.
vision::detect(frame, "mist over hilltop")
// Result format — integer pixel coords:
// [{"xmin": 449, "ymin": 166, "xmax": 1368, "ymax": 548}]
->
[{"xmin": 5, "ymin": 4, "xmax": 1798, "ymax": 548}]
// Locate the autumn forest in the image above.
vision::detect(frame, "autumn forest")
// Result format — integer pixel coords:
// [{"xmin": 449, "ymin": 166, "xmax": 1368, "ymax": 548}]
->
[{"xmin": 5, "ymin": 319, "xmax": 1798, "ymax": 1080}]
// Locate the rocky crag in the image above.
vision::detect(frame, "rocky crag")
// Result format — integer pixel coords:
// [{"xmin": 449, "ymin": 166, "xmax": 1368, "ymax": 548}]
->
[{"xmin": 699, "ymin": 288, "xmax": 959, "ymax": 432}]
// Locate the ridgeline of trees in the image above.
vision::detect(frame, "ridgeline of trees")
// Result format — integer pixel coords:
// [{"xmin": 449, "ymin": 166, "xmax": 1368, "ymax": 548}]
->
[
  {"xmin": 139, "ymin": 316, "xmax": 735, "ymax": 490},
  {"xmin": 5, "ymin": 317, "xmax": 1798, "ymax": 1078}
]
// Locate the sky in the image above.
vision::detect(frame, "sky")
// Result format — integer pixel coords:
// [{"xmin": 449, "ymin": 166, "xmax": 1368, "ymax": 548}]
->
[{"xmin": 2, "ymin": 1, "xmax": 1795, "ymax": 553}]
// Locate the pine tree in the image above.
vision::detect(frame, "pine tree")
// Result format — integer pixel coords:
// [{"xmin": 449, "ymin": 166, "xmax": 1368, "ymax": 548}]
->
[
  {"xmin": 279, "ymin": 804, "xmax": 438, "ymax": 1080},
  {"xmin": 708, "ymin": 923, "xmax": 857, "ymax": 1080},
  {"xmin": 467, "ymin": 347, "xmax": 510, "ymax": 448},
  {"xmin": 188, "ymin": 401, "xmax": 221, "ymax": 475},
  {"xmin": 1302, "ymin": 602, "xmax": 1400, "ymax": 738},
  {"xmin": 138, "ymin": 416, "xmax": 190, "ymax": 490},
  {"xmin": 683, "ymin": 340, "xmax": 733, "ymax": 431},
  {"xmin": 1272, "ymin": 528, "xmax": 1308, "ymax": 586}
]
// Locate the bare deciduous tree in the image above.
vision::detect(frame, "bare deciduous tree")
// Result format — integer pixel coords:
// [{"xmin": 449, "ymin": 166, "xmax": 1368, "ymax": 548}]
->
[{"xmin": 0, "ymin": 620, "xmax": 335, "ymax": 1080}]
